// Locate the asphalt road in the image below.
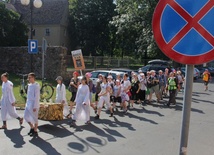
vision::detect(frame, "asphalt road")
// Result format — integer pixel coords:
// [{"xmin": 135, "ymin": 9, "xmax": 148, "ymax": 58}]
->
[{"xmin": 0, "ymin": 80, "xmax": 214, "ymax": 155}]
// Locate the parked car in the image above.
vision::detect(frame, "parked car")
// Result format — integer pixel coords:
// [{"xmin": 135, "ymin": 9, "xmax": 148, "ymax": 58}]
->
[
  {"xmin": 90, "ymin": 70, "xmax": 124, "ymax": 85},
  {"xmin": 148, "ymin": 59, "xmax": 171, "ymax": 66},
  {"xmin": 139, "ymin": 65, "xmax": 170, "ymax": 75},
  {"xmin": 197, "ymin": 67, "xmax": 214, "ymax": 77},
  {"xmin": 110, "ymin": 68, "xmax": 137, "ymax": 78},
  {"xmin": 180, "ymin": 67, "xmax": 200, "ymax": 80}
]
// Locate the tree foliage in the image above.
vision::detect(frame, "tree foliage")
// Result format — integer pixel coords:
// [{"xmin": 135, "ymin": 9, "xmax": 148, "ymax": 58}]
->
[
  {"xmin": 68, "ymin": 0, "xmax": 116, "ymax": 56},
  {"xmin": 68, "ymin": 0, "xmax": 168, "ymax": 60},
  {"xmin": 0, "ymin": 2, "xmax": 28, "ymax": 47},
  {"xmin": 111, "ymin": 0, "xmax": 167, "ymax": 59}
]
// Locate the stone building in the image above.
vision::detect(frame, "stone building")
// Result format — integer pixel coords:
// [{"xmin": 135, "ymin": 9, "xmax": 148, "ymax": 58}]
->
[{"xmin": 9, "ymin": 0, "xmax": 69, "ymax": 48}]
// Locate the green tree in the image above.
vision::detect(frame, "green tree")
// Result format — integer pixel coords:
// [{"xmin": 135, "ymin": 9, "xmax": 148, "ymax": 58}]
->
[
  {"xmin": 111, "ymin": 0, "xmax": 168, "ymax": 61},
  {"xmin": 68, "ymin": 0, "xmax": 116, "ymax": 56},
  {"xmin": 0, "ymin": 2, "xmax": 28, "ymax": 46}
]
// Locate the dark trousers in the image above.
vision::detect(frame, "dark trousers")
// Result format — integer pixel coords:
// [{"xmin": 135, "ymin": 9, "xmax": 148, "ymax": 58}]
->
[{"xmin": 168, "ymin": 89, "xmax": 176, "ymax": 104}]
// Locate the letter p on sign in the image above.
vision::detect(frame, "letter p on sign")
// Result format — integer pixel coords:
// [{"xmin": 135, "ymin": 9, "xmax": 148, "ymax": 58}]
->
[{"xmin": 28, "ymin": 40, "xmax": 38, "ymax": 54}]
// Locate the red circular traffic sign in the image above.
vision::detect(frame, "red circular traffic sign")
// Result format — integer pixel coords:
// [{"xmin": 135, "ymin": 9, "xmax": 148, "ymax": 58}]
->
[{"xmin": 153, "ymin": 0, "xmax": 214, "ymax": 65}]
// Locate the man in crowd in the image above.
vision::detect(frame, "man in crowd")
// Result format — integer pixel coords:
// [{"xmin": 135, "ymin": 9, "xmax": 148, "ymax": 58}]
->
[
  {"xmin": 147, "ymin": 70, "xmax": 161, "ymax": 103},
  {"xmin": 203, "ymin": 69, "xmax": 211, "ymax": 91}
]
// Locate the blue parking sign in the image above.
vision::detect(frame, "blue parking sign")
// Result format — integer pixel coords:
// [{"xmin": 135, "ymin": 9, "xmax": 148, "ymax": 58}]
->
[{"xmin": 28, "ymin": 40, "xmax": 38, "ymax": 54}]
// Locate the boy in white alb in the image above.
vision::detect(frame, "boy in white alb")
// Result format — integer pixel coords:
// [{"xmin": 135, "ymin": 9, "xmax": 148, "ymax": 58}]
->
[
  {"xmin": 0, "ymin": 72, "xmax": 23, "ymax": 129},
  {"xmin": 24, "ymin": 73, "xmax": 40, "ymax": 137}
]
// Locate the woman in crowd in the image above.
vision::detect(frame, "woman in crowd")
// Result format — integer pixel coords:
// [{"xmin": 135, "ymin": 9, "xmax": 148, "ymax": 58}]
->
[
  {"xmin": 70, "ymin": 76, "xmax": 91, "ymax": 126},
  {"xmin": 166, "ymin": 72, "xmax": 178, "ymax": 107},
  {"xmin": 158, "ymin": 70, "xmax": 165, "ymax": 100},
  {"xmin": 139, "ymin": 73, "xmax": 147, "ymax": 105},
  {"xmin": 55, "ymin": 76, "xmax": 70, "ymax": 118},
  {"xmin": 121, "ymin": 73, "xmax": 131, "ymax": 113},
  {"xmin": 95, "ymin": 76, "xmax": 114, "ymax": 119},
  {"xmin": 164, "ymin": 68, "xmax": 169, "ymax": 97},
  {"xmin": 107, "ymin": 75, "xmax": 115, "ymax": 107},
  {"xmin": 130, "ymin": 74, "xmax": 140, "ymax": 108},
  {"xmin": 116, "ymin": 73, "xmax": 122, "ymax": 82},
  {"xmin": 85, "ymin": 72, "xmax": 97, "ymax": 112},
  {"xmin": 69, "ymin": 71, "xmax": 80, "ymax": 115},
  {"xmin": 112, "ymin": 80, "xmax": 122, "ymax": 110},
  {"xmin": 0, "ymin": 72, "xmax": 23, "ymax": 129},
  {"xmin": 94, "ymin": 74, "xmax": 103, "ymax": 113},
  {"xmin": 177, "ymin": 71, "xmax": 184, "ymax": 92}
]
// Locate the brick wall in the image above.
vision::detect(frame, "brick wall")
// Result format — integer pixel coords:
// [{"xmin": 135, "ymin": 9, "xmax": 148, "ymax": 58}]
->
[{"xmin": 0, "ymin": 46, "xmax": 67, "ymax": 80}]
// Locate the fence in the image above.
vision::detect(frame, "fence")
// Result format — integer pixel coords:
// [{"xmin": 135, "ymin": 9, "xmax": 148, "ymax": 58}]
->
[{"xmin": 67, "ymin": 56, "xmax": 142, "ymax": 70}]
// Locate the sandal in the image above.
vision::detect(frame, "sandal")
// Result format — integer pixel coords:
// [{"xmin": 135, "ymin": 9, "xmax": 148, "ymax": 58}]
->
[
  {"xmin": 0, "ymin": 125, "xmax": 7, "ymax": 130},
  {"xmin": 85, "ymin": 121, "xmax": 91, "ymax": 125}
]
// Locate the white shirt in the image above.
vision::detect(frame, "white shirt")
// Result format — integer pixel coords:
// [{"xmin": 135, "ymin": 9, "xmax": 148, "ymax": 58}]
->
[
  {"xmin": 113, "ymin": 85, "xmax": 121, "ymax": 97},
  {"xmin": 121, "ymin": 80, "xmax": 131, "ymax": 92},
  {"xmin": 100, "ymin": 83, "xmax": 110, "ymax": 96},
  {"xmin": 55, "ymin": 83, "xmax": 67, "ymax": 104},
  {"xmin": 26, "ymin": 82, "xmax": 40, "ymax": 109},
  {"xmin": 1, "ymin": 80, "xmax": 15, "ymax": 105}
]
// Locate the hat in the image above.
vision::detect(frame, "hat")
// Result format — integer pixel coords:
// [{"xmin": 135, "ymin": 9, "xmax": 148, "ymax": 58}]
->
[
  {"xmin": 73, "ymin": 71, "xmax": 79, "ymax": 76},
  {"xmin": 116, "ymin": 79, "xmax": 120, "ymax": 83},
  {"xmin": 150, "ymin": 70, "xmax": 155, "ymax": 73},
  {"xmin": 98, "ymin": 74, "xmax": 103, "ymax": 77},
  {"xmin": 140, "ymin": 73, "xmax": 145, "ymax": 76},
  {"xmin": 107, "ymin": 75, "xmax": 113, "ymax": 79},
  {"xmin": 56, "ymin": 76, "xmax": 63, "ymax": 81},
  {"xmin": 85, "ymin": 72, "xmax": 92, "ymax": 78},
  {"xmin": 138, "ymin": 69, "xmax": 142, "ymax": 73}
]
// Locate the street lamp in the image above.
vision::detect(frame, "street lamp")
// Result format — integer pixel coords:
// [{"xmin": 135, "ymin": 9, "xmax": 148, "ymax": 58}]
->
[{"xmin": 21, "ymin": 0, "xmax": 43, "ymax": 72}]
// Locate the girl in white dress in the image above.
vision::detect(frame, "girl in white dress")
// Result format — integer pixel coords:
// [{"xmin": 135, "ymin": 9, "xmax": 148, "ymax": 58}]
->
[
  {"xmin": 70, "ymin": 76, "xmax": 91, "ymax": 127},
  {"xmin": 55, "ymin": 76, "xmax": 69, "ymax": 118},
  {"xmin": 0, "ymin": 73, "xmax": 23, "ymax": 129},
  {"xmin": 24, "ymin": 73, "xmax": 40, "ymax": 137},
  {"xmin": 95, "ymin": 76, "xmax": 114, "ymax": 119}
]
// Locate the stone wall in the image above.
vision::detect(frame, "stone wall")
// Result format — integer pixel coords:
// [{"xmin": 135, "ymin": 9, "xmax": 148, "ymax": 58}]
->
[{"xmin": 0, "ymin": 46, "xmax": 67, "ymax": 80}]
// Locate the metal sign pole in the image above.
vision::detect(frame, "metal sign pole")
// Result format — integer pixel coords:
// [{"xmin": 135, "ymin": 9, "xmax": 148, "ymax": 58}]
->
[
  {"xmin": 42, "ymin": 38, "xmax": 47, "ymax": 79},
  {"xmin": 80, "ymin": 69, "xmax": 83, "ymax": 76},
  {"xmin": 179, "ymin": 64, "xmax": 194, "ymax": 155},
  {"xmin": 42, "ymin": 48, "xmax": 45, "ymax": 79}
]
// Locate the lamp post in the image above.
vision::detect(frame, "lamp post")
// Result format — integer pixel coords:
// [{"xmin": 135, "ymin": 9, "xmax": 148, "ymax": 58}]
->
[{"xmin": 21, "ymin": 0, "xmax": 42, "ymax": 72}]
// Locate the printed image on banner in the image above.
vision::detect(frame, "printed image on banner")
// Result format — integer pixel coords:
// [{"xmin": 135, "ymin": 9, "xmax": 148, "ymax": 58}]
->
[{"xmin": 71, "ymin": 49, "xmax": 85, "ymax": 70}]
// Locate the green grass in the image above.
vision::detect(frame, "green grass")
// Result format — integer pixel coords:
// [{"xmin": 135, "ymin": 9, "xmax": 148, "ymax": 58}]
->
[{"xmin": 0, "ymin": 73, "xmax": 72, "ymax": 108}]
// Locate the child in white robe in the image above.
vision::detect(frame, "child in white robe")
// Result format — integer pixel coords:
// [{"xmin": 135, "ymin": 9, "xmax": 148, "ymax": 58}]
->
[
  {"xmin": 0, "ymin": 72, "xmax": 23, "ymax": 129},
  {"xmin": 70, "ymin": 76, "xmax": 90, "ymax": 127},
  {"xmin": 95, "ymin": 76, "xmax": 114, "ymax": 119},
  {"xmin": 55, "ymin": 76, "xmax": 69, "ymax": 118},
  {"xmin": 24, "ymin": 73, "xmax": 40, "ymax": 137}
]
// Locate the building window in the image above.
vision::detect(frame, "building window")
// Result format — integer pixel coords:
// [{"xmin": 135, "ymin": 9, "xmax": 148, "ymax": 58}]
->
[{"xmin": 45, "ymin": 28, "xmax": 50, "ymax": 36}]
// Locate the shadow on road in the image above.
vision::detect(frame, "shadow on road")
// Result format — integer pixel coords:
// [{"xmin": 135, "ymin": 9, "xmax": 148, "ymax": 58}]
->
[
  {"xmin": 192, "ymin": 98, "xmax": 214, "ymax": 105},
  {"xmin": 38, "ymin": 124, "xmax": 72, "ymax": 138},
  {"xmin": 142, "ymin": 108, "xmax": 165, "ymax": 117},
  {"xmin": 29, "ymin": 137, "xmax": 61, "ymax": 155},
  {"xmin": 175, "ymin": 105, "xmax": 205, "ymax": 114},
  {"xmin": 4, "ymin": 126, "xmax": 25, "ymax": 148},
  {"xmin": 81, "ymin": 123, "xmax": 117, "ymax": 142}
]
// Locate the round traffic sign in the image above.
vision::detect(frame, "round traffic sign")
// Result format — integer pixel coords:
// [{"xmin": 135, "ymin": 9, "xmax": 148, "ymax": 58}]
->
[{"xmin": 153, "ymin": 0, "xmax": 214, "ymax": 65}]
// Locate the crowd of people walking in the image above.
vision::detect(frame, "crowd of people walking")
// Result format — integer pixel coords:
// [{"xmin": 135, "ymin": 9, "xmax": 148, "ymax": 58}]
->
[{"xmin": 0, "ymin": 67, "xmax": 211, "ymax": 137}]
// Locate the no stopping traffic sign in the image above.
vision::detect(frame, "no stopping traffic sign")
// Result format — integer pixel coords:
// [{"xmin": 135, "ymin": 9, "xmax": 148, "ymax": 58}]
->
[{"xmin": 153, "ymin": 0, "xmax": 214, "ymax": 65}]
